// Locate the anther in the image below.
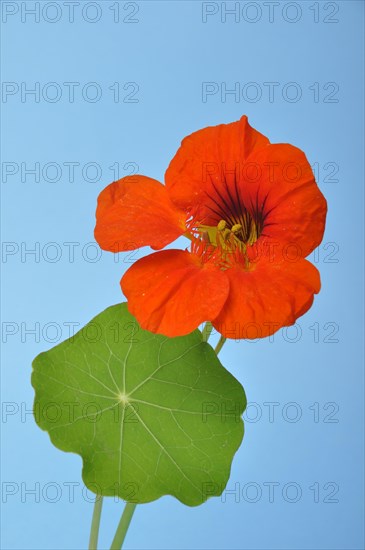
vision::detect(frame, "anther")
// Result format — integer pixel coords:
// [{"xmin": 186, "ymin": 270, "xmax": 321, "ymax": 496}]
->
[
  {"xmin": 231, "ymin": 223, "xmax": 242, "ymax": 234},
  {"xmin": 217, "ymin": 220, "xmax": 227, "ymax": 231}
]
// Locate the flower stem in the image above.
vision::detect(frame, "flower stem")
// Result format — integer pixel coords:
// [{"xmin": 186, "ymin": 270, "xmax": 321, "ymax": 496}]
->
[
  {"xmin": 214, "ymin": 335, "xmax": 227, "ymax": 355},
  {"xmin": 110, "ymin": 503, "xmax": 137, "ymax": 550},
  {"xmin": 89, "ymin": 497, "xmax": 103, "ymax": 550},
  {"xmin": 202, "ymin": 321, "xmax": 213, "ymax": 342}
]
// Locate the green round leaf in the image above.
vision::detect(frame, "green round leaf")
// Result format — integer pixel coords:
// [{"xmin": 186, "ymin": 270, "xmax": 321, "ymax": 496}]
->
[{"xmin": 32, "ymin": 303, "xmax": 246, "ymax": 506}]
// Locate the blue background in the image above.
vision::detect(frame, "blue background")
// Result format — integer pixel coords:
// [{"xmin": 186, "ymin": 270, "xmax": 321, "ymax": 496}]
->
[{"xmin": 1, "ymin": 1, "xmax": 364, "ymax": 549}]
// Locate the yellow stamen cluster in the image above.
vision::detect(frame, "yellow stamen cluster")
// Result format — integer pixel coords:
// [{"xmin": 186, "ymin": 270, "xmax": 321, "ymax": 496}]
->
[
  {"xmin": 217, "ymin": 219, "xmax": 246, "ymax": 253},
  {"xmin": 196, "ymin": 217, "xmax": 260, "ymax": 269}
]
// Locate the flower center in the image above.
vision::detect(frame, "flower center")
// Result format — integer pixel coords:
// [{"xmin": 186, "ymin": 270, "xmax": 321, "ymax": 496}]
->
[
  {"xmin": 187, "ymin": 177, "xmax": 269, "ymax": 270},
  {"xmin": 193, "ymin": 216, "xmax": 261, "ymax": 271},
  {"xmin": 217, "ymin": 215, "xmax": 260, "ymax": 247},
  {"xmin": 198, "ymin": 213, "xmax": 261, "ymax": 254},
  {"xmin": 195, "ymin": 172, "xmax": 268, "ymax": 254}
]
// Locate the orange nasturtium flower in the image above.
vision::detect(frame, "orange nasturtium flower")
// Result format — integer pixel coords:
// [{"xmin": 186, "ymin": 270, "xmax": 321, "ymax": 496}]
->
[{"xmin": 95, "ymin": 116, "xmax": 327, "ymax": 339}]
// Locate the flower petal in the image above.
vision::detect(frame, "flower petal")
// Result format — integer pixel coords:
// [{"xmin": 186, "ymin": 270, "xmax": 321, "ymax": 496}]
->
[
  {"xmin": 241, "ymin": 144, "xmax": 327, "ymax": 257},
  {"xmin": 212, "ymin": 257, "xmax": 321, "ymax": 339},
  {"xmin": 121, "ymin": 250, "xmax": 229, "ymax": 337},
  {"xmin": 94, "ymin": 176, "xmax": 186, "ymax": 252},
  {"xmin": 165, "ymin": 115, "xmax": 269, "ymax": 218}
]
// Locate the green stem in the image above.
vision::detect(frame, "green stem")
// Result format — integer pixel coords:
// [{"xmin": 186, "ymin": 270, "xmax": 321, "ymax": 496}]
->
[
  {"xmin": 214, "ymin": 335, "xmax": 227, "ymax": 355},
  {"xmin": 202, "ymin": 321, "xmax": 213, "ymax": 343},
  {"xmin": 110, "ymin": 503, "xmax": 137, "ymax": 550},
  {"xmin": 89, "ymin": 497, "xmax": 103, "ymax": 550}
]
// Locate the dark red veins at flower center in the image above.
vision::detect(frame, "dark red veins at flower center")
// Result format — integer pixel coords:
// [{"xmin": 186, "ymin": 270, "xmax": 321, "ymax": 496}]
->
[{"xmin": 201, "ymin": 172, "xmax": 272, "ymax": 247}]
